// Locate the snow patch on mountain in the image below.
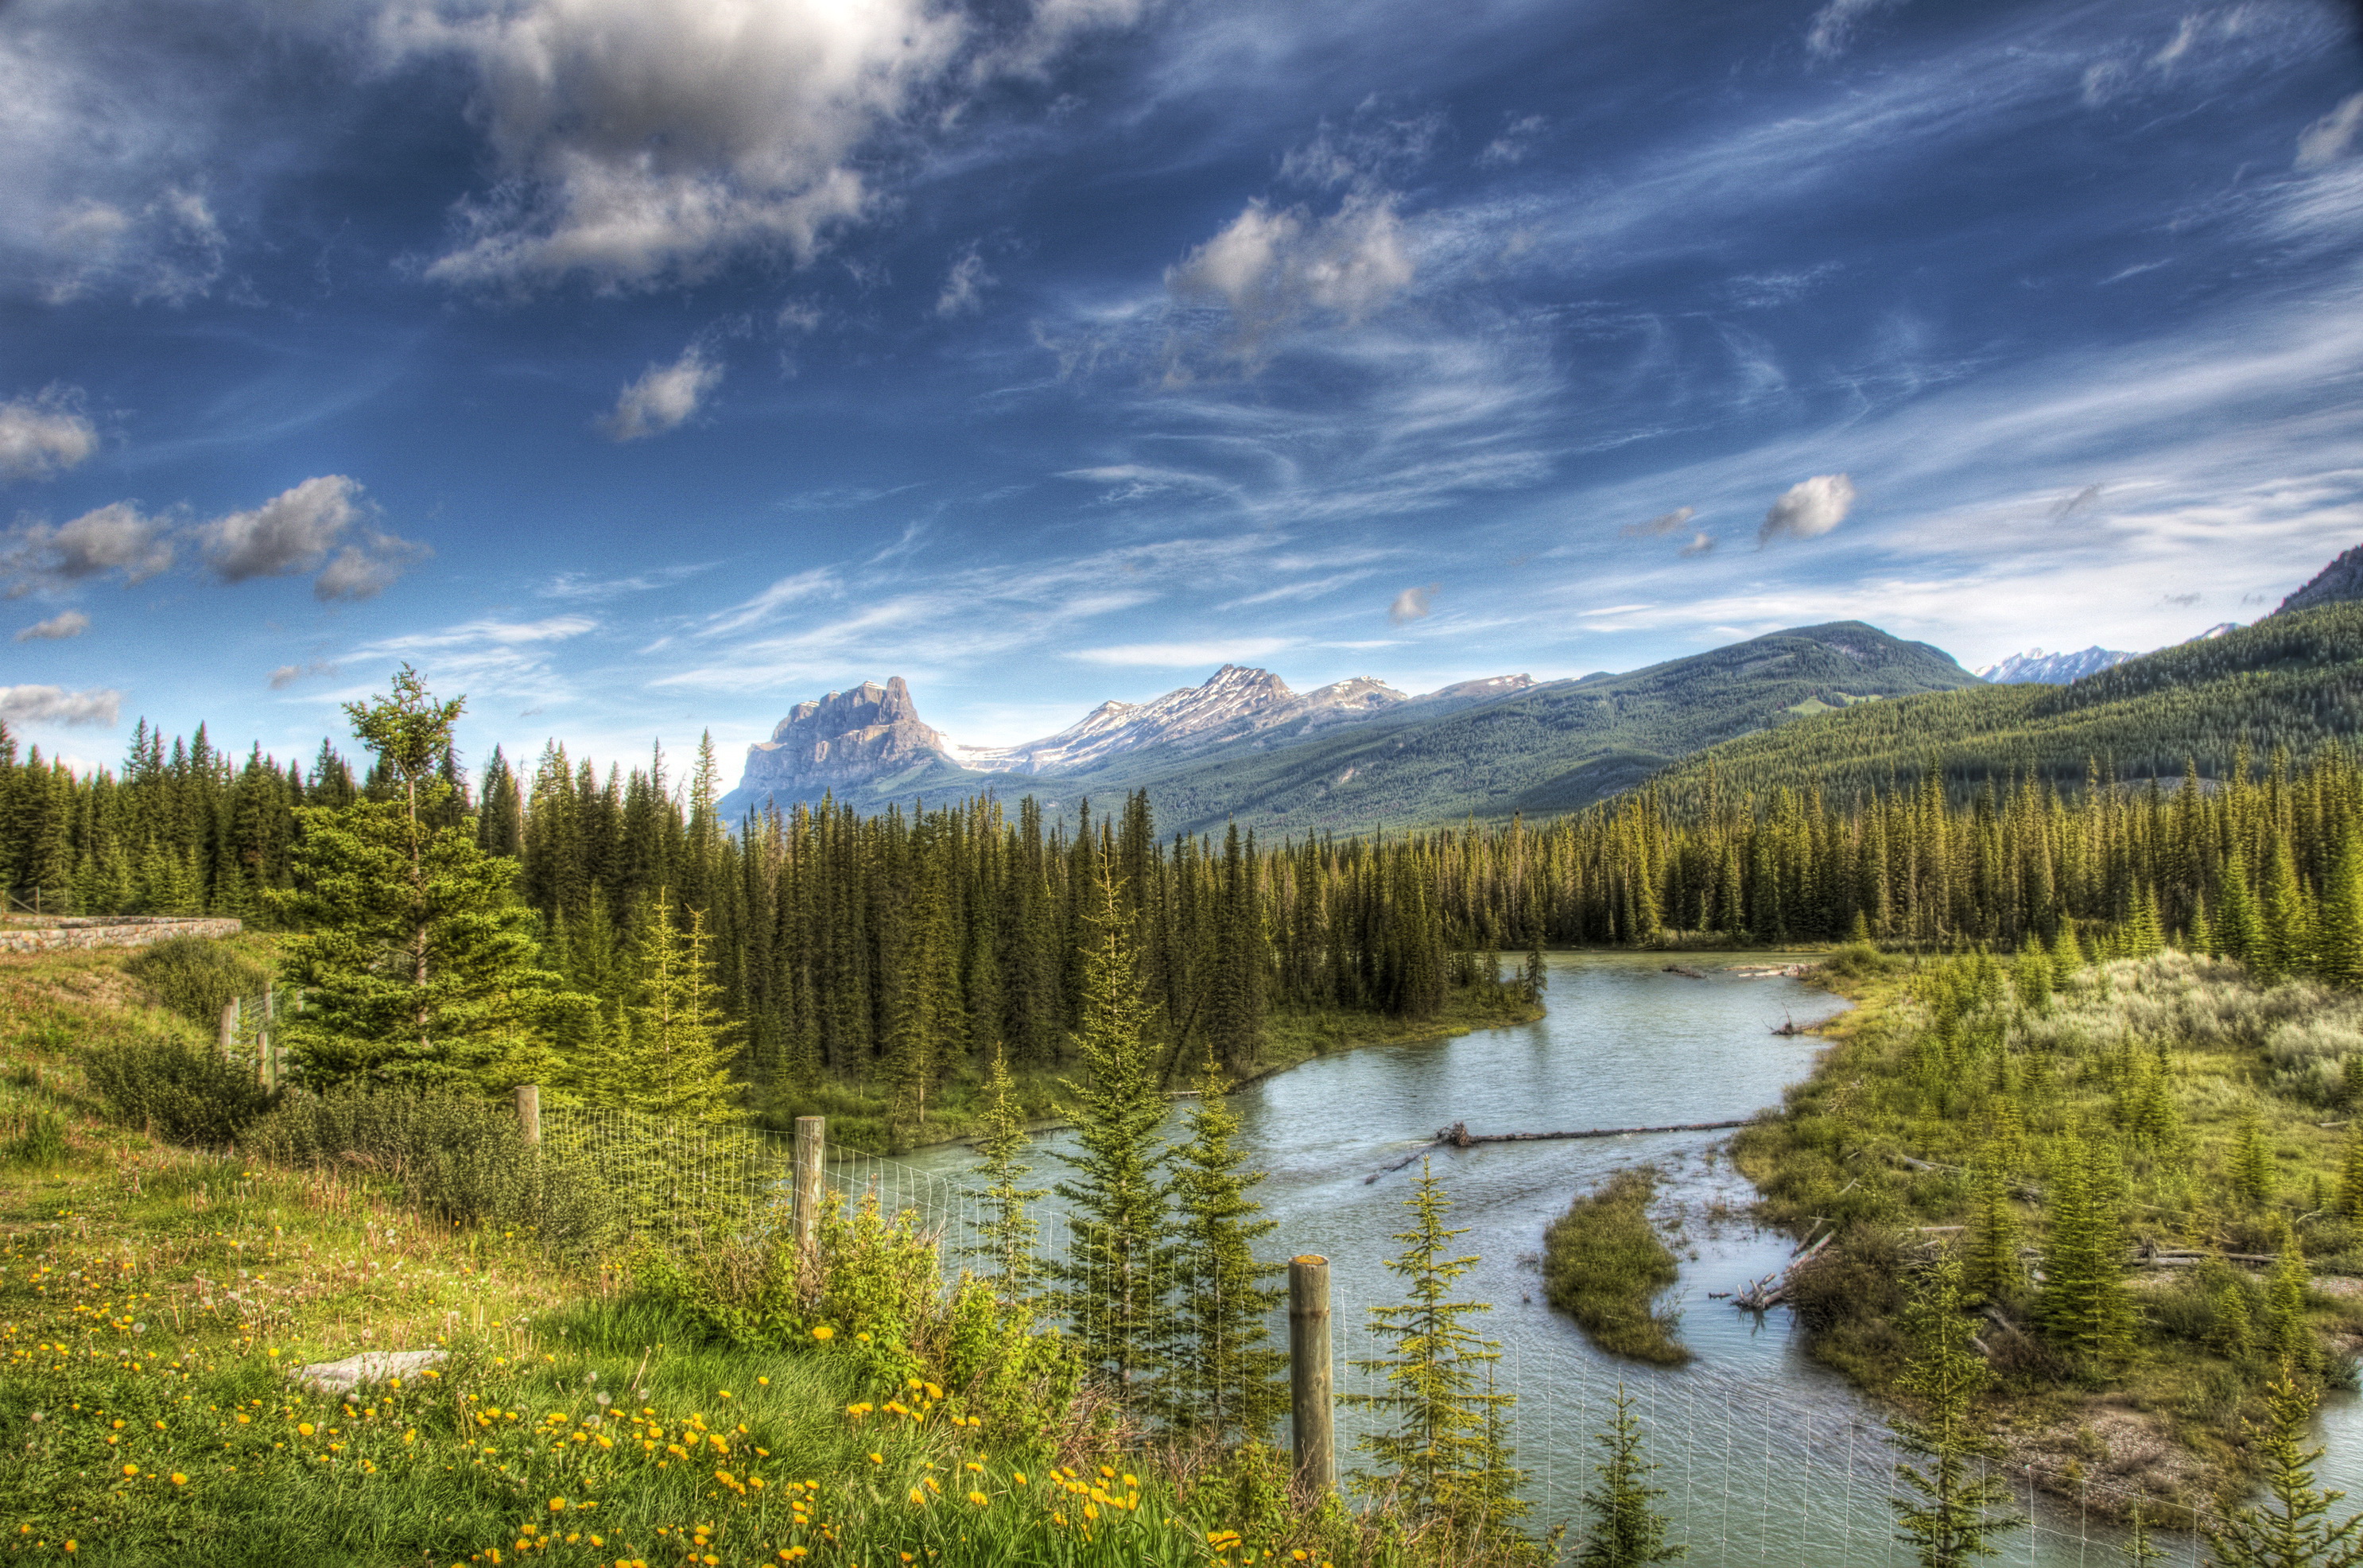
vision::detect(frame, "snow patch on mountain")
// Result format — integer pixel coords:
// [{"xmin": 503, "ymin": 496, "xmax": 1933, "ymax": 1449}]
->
[{"xmin": 1976, "ymin": 646, "xmax": 2136, "ymax": 685}]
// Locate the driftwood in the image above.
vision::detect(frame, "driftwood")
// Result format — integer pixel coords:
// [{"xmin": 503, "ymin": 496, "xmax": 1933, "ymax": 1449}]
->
[
  {"xmin": 1364, "ymin": 1117, "xmax": 1758, "ymax": 1183},
  {"xmin": 1663, "ymin": 964, "xmax": 1709, "ymax": 979},
  {"xmin": 1733, "ymin": 1232, "xmax": 1832, "ymax": 1312},
  {"xmin": 1771, "ymin": 1014, "xmax": 1812, "ymax": 1037}
]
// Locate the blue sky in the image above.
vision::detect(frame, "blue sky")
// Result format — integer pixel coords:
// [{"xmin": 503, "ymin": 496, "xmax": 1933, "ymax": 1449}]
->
[{"xmin": 4, "ymin": 0, "xmax": 2362, "ymax": 779}]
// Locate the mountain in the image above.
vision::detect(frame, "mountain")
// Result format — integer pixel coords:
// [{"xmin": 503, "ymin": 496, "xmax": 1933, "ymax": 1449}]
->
[
  {"xmin": 716, "ymin": 677, "xmax": 950, "ymax": 821},
  {"xmin": 1647, "ymin": 600, "xmax": 2363, "ymax": 807},
  {"xmin": 2277, "ymin": 541, "xmax": 2363, "ymax": 616},
  {"xmin": 715, "ymin": 620, "xmax": 1977, "ymax": 836},
  {"xmin": 1977, "ymin": 646, "xmax": 2136, "ymax": 685},
  {"xmin": 946, "ymin": 664, "xmax": 1503, "ymax": 774}
]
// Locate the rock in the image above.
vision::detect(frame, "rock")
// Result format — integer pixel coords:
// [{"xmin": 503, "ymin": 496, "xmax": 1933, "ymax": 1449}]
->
[
  {"xmin": 289, "ymin": 1349, "xmax": 445, "ymax": 1395},
  {"xmin": 718, "ymin": 677, "xmax": 954, "ymax": 817}
]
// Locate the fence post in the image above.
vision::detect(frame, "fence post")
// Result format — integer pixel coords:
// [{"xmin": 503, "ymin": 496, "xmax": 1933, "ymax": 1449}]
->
[
  {"xmin": 514, "ymin": 1084, "xmax": 541, "ymax": 1147},
  {"xmin": 793, "ymin": 1117, "xmax": 826, "ymax": 1258},
  {"xmin": 218, "ymin": 996, "xmax": 239, "ymax": 1059},
  {"xmin": 1290, "ymin": 1254, "xmax": 1336, "ymax": 1494},
  {"xmin": 257, "ymin": 990, "xmax": 277, "ymax": 1090}
]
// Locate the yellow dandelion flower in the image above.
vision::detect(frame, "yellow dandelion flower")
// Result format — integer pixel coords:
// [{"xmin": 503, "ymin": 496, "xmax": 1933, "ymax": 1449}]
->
[
  {"xmin": 169, "ymin": 1474, "xmax": 187, "ymax": 1487},
  {"xmin": 121, "ymin": 1465, "xmax": 137, "ymax": 1477},
  {"xmin": 967, "ymin": 1491, "xmax": 988, "ymax": 1507},
  {"xmin": 298, "ymin": 1423, "xmax": 315, "ymax": 1437}
]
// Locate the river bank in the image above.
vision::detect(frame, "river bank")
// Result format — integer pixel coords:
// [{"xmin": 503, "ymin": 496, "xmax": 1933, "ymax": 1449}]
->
[{"xmin": 1733, "ymin": 941, "xmax": 2363, "ymax": 1515}]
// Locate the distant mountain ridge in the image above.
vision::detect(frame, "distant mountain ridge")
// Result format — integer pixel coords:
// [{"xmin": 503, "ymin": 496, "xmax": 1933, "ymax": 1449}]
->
[
  {"xmin": 2278, "ymin": 542, "xmax": 2363, "ymax": 615},
  {"xmin": 1977, "ymin": 646, "xmax": 2136, "ymax": 685},
  {"xmin": 717, "ymin": 621, "xmax": 1978, "ymax": 835}
]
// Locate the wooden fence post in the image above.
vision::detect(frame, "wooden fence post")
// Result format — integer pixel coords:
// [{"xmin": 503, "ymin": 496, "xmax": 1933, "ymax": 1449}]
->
[
  {"xmin": 793, "ymin": 1116, "xmax": 825, "ymax": 1259},
  {"xmin": 257, "ymin": 990, "xmax": 277, "ymax": 1090},
  {"xmin": 514, "ymin": 1084, "xmax": 541, "ymax": 1147},
  {"xmin": 218, "ymin": 996, "xmax": 239, "ymax": 1059},
  {"xmin": 1290, "ymin": 1254, "xmax": 1335, "ymax": 1494}
]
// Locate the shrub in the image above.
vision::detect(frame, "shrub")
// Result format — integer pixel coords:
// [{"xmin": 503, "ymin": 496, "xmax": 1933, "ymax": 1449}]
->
[
  {"xmin": 1818, "ymin": 941, "xmax": 1897, "ymax": 982},
  {"xmin": 87, "ymin": 1036, "xmax": 279, "ymax": 1146},
  {"xmin": 123, "ymin": 936, "xmax": 272, "ymax": 1030},
  {"xmin": 243, "ymin": 1087, "xmax": 619, "ymax": 1252}
]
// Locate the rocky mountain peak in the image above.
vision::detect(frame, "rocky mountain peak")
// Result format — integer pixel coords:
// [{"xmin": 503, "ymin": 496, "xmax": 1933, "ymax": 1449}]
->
[
  {"xmin": 720, "ymin": 676, "xmax": 951, "ymax": 817},
  {"xmin": 2277, "ymin": 541, "xmax": 2363, "ymax": 617}
]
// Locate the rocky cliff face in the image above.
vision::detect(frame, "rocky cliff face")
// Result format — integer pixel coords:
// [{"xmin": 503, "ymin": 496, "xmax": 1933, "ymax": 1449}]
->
[
  {"xmin": 2277, "ymin": 542, "xmax": 2363, "ymax": 616},
  {"xmin": 720, "ymin": 677, "xmax": 951, "ymax": 815}
]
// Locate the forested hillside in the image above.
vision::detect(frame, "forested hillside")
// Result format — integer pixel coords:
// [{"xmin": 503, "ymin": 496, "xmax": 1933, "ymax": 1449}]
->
[{"xmin": 1648, "ymin": 602, "xmax": 2363, "ymax": 808}]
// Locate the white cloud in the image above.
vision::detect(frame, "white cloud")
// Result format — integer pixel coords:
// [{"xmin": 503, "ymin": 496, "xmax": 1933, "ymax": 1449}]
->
[
  {"xmin": 1806, "ymin": 0, "xmax": 1906, "ymax": 60},
  {"xmin": 935, "ymin": 243, "xmax": 994, "ymax": 318},
  {"xmin": 1757, "ymin": 474, "xmax": 1857, "ymax": 546},
  {"xmin": 1678, "ymin": 532, "xmax": 1717, "ymax": 557},
  {"xmin": 376, "ymin": 0, "xmax": 1138, "ymax": 291},
  {"xmin": 0, "ymin": 387, "xmax": 98, "ymax": 480},
  {"xmin": 199, "ymin": 475, "xmax": 424, "ymax": 600},
  {"xmin": 2298, "ymin": 92, "xmax": 2363, "ymax": 170},
  {"xmin": 1620, "ymin": 506, "xmax": 1695, "ymax": 539},
  {"xmin": 2, "ymin": 502, "xmax": 176, "ymax": 591},
  {"xmin": 1478, "ymin": 114, "xmax": 1546, "ymax": 169},
  {"xmin": 1166, "ymin": 193, "xmax": 1415, "ymax": 347},
  {"xmin": 696, "ymin": 568, "xmax": 840, "ymax": 638},
  {"xmin": 0, "ymin": 685, "xmax": 120, "ymax": 727},
  {"xmin": 14, "ymin": 609, "xmax": 87, "ymax": 641},
  {"xmin": 269, "ymin": 658, "xmax": 337, "ymax": 690},
  {"xmin": 1069, "ymin": 637, "xmax": 1294, "ymax": 667},
  {"xmin": 371, "ymin": 615, "xmax": 599, "ymax": 653},
  {"xmin": 600, "ymin": 346, "xmax": 724, "ymax": 441},
  {"xmin": 1387, "ymin": 583, "xmax": 1438, "ymax": 623}
]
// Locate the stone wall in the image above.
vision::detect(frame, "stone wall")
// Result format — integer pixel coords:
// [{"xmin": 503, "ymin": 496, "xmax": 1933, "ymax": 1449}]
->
[{"xmin": 0, "ymin": 916, "xmax": 245, "ymax": 955}]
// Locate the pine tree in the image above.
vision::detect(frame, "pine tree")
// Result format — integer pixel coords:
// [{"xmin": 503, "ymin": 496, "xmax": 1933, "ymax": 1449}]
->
[
  {"xmin": 2262, "ymin": 833, "xmax": 2314, "ymax": 985},
  {"xmin": 1573, "ymin": 1384, "xmax": 1684, "ymax": 1566},
  {"xmin": 1962, "ymin": 1159, "xmax": 2020, "ymax": 1306},
  {"xmin": 2263, "ymin": 1220, "xmax": 2318, "ymax": 1373},
  {"xmin": 602, "ymin": 889, "xmax": 743, "ymax": 1122},
  {"xmin": 961, "ymin": 1043, "xmax": 1046, "ymax": 1301},
  {"xmin": 2322, "ymin": 825, "xmax": 2363, "ymax": 988},
  {"xmin": 1347, "ymin": 1158, "xmax": 1514, "ymax": 1526},
  {"xmin": 2202, "ymin": 1368, "xmax": 2363, "ymax": 1568},
  {"xmin": 2221, "ymin": 844, "xmax": 2267, "ymax": 977},
  {"xmin": 2214, "ymin": 1283, "xmax": 2255, "ymax": 1361},
  {"xmin": 1049, "ymin": 860, "xmax": 1170, "ymax": 1409},
  {"xmin": 2122, "ymin": 1502, "xmax": 2164, "ymax": 1566},
  {"xmin": 1154, "ymin": 1054, "xmax": 1287, "ymax": 1442},
  {"xmin": 2233, "ymin": 1110, "xmax": 2276, "ymax": 1208},
  {"xmin": 277, "ymin": 667, "xmax": 565, "ymax": 1090},
  {"xmin": 2038, "ymin": 1127, "xmax": 2132, "ymax": 1364},
  {"xmin": 1891, "ymin": 1259, "xmax": 2022, "ymax": 1568}
]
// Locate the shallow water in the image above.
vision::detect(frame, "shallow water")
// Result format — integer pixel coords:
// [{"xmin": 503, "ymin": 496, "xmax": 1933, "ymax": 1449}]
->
[{"xmin": 861, "ymin": 953, "xmax": 2264, "ymax": 1564}]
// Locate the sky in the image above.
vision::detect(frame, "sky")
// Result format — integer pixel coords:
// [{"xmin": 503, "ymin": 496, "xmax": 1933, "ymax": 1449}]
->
[{"xmin": 4, "ymin": 0, "xmax": 2363, "ymax": 783}]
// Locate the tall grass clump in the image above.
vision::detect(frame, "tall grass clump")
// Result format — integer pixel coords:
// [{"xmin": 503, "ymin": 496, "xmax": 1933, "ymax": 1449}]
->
[
  {"xmin": 122, "ymin": 934, "xmax": 272, "ymax": 1029},
  {"xmin": 1542, "ymin": 1166, "xmax": 1690, "ymax": 1365}
]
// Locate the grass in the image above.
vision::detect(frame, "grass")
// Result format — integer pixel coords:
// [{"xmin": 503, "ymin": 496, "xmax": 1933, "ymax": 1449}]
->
[
  {"xmin": 1735, "ymin": 941, "xmax": 2363, "ymax": 1510},
  {"xmin": 0, "ymin": 945, "xmax": 1546, "ymax": 1567},
  {"xmin": 1539, "ymin": 1168, "xmax": 1690, "ymax": 1367}
]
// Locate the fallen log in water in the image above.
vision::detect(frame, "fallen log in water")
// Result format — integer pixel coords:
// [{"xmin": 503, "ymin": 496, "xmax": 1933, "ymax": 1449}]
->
[
  {"xmin": 1663, "ymin": 964, "xmax": 1709, "ymax": 979},
  {"xmin": 1362, "ymin": 1116, "xmax": 1760, "ymax": 1182}
]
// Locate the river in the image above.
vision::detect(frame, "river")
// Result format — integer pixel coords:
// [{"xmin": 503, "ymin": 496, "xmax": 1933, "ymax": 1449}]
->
[{"xmin": 857, "ymin": 950, "xmax": 2275, "ymax": 1565}]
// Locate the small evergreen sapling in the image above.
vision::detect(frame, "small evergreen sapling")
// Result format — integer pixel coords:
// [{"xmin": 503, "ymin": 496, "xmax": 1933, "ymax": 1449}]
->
[
  {"xmin": 1891, "ymin": 1259, "xmax": 2022, "ymax": 1568},
  {"xmin": 960, "ymin": 1044, "xmax": 1046, "ymax": 1302},
  {"xmin": 1574, "ymin": 1384, "xmax": 1684, "ymax": 1566},
  {"xmin": 2202, "ymin": 1367, "xmax": 2363, "ymax": 1568}
]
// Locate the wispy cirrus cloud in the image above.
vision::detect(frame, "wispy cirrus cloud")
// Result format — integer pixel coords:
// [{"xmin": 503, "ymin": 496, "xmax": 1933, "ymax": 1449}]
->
[
  {"xmin": 14, "ymin": 608, "xmax": 88, "ymax": 641},
  {"xmin": 1069, "ymin": 636, "xmax": 1294, "ymax": 667}
]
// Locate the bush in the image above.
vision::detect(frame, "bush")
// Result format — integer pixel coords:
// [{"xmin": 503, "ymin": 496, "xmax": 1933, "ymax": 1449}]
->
[
  {"xmin": 124, "ymin": 936, "xmax": 272, "ymax": 1030},
  {"xmin": 1817, "ymin": 941, "xmax": 1898, "ymax": 983},
  {"xmin": 243, "ymin": 1087, "xmax": 619, "ymax": 1252},
  {"xmin": 87, "ymin": 1036, "xmax": 280, "ymax": 1145}
]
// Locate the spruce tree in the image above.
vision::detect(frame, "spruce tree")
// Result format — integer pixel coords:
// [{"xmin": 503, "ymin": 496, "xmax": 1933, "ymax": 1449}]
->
[
  {"xmin": 1347, "ymin": 1158, "xmax": 1514, "ymax": 1526},
  {"xmin": 2233, "ymin": 1110, "xmax": 2276, "ymax": 1208},
  {"xmin": 1891, "ymin": 1259, "xmax": 2021, "ymax": 1567},
  {"xmin": 2202, "ymin": 1368, "xmax": 2363, "ymax": 1568},
  {"xmin": 1049, "ymin": 860, "xmax": 1170, "ymax": 1409},
  {"xmin": 277, "ymin": 666, "xmax": 564, "ymax": 1090},
  {"xmin": 602, "ymin": 889, "xmax": 743, "ymax": 1122},
  {"xmin": 2038, "ymin": 1126, "xmax": 2132, "ymax": 1365},
  {"xmin": 1962, "ymin": 1158, "xmax": 2020, "ymax": 1306},
  {"xmin": 2214, "ymin": 1282, "xmax": 2255, "ymax": 1361},
  {"xmin": 2342, "ymin": 1123, "xmax": 2363, "ymax": 1218},
  {"xmin": 960, "ymin": 1043, "xmax": 1046, "ymax": 1301},
  {"xmin": 1154, "ymin": 1054, "xmax": 1288, "ymax": 1442},
  {"xmin": 2322, "ymin": 825, "xmax": 2363, "ymax": 989},
  {"xmin": 1574, "ymin": 1384, "xmax": 1683, "ymax": 1566},
  {"xmin": 2220, "ymin": 844, "xmax": 2266, "ymax": 976},
  {"xmin": 2261, "ymin": 833, "xmax": 2313, "ymax": 985}
]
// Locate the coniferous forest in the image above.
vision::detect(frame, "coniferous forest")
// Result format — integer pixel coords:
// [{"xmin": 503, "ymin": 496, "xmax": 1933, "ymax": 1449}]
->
[{"xmin": 8, "ymin": 698, "xmax": 2363, "ymax": 1132}]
